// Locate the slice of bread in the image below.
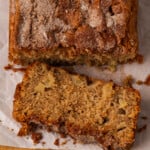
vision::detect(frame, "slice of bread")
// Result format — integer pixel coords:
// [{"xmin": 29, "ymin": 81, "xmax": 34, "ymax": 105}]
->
[
  {"xmin": 9, "ymin": 0, "xmax": 138, "ymax": 66},
  {"xmin": 13, "ymin": 62, "xmax": 140, "ymax": 150}
]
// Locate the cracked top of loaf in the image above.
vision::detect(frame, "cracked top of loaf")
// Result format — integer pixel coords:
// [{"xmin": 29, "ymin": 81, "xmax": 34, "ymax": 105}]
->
[{"xmin": 9, "ymin": 0, "xmax": 138, "ymax": 65}]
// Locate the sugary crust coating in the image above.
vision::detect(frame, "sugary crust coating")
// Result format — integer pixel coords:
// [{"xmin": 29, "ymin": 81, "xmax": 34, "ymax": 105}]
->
[{"xmin": 9, "ymin": 0, "xmax": 138, "ymax": 66}]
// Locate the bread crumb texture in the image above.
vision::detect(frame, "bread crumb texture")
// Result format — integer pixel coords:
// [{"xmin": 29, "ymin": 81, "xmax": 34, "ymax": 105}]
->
[{"xmin": 13, "ymin": 62, "xmax": 141, "ymax": 150}]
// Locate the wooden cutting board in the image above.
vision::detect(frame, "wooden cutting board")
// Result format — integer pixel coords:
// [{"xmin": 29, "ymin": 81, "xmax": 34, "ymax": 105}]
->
[{"xmin": 0, "ymin": 146, "xmax": 51, "ymax": 150}]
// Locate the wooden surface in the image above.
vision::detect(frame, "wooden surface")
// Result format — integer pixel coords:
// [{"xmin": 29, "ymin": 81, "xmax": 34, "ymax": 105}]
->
[{"xmin": 0, "ymin": 146, "xmax": 51, "ymax": 150}]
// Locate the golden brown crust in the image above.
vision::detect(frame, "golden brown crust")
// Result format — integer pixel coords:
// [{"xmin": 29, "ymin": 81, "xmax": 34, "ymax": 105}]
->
[
  {"xmin": 9, "ymin": 0, "xmax": 19, "ymax": 63},
  {"xmin": 9, "ymin": 0, "xmax": 138, "ymax": 66},
  {"xmin": 9, "ymin": 0, "xmax": 14, "ymax": 62},
  {"xmin": 13, "ymin": 62, "xmax": 141, "ymax": 150}
]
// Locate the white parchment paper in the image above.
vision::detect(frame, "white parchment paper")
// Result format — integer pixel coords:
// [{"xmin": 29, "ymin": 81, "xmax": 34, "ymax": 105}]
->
[{"xmin": 0, "ymin": 0, "xmax": 150, "ymax": 149}]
